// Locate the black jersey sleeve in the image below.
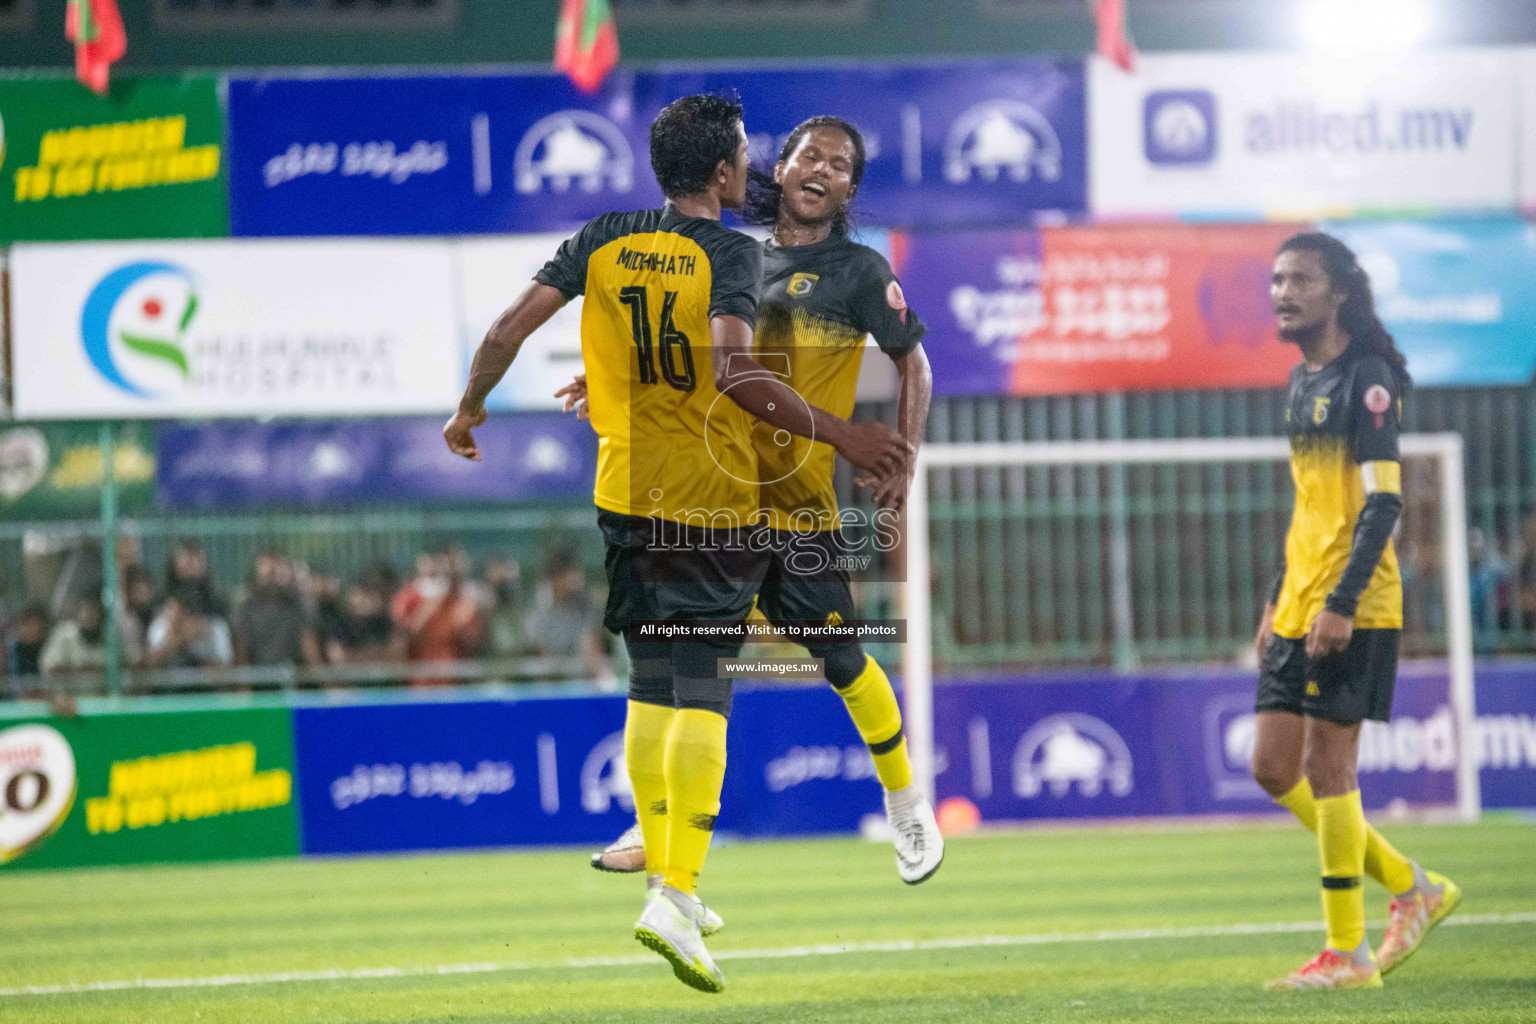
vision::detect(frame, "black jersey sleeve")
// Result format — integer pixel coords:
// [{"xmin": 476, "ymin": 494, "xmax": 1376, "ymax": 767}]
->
[
  {"xmin": 535, "ymin": 215, "xmax": 609, "ymax": 299},
  {"xmin": 853, "ymin": 252, "xmax": 927, "ymax": 357},
  {"xmin": 1326, "ymin": 358, "xmax": 1405, "ymax": 619},
  {"xmin": 706, "ymin": 230, "xmax": 763, "ymax": 328}
]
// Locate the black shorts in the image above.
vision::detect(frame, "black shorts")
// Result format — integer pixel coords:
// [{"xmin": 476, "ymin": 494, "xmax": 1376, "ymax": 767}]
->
[
  {"xmin": 1255, "ymin": 628, "xmax": 1399, "ymax": 725},
  {"xmin": 597, "ymin": 508, "xmax": 770, "ymax": 635},
  {"xmin": 756, "ymin": 528, "xmax": 858, "ymax": 629}
]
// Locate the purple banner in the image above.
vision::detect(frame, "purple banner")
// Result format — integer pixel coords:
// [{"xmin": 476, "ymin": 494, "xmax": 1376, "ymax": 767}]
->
[
  {"xmin": 932, "ymin": 665, "xmax": 1530, "ymax": 820},
  {"xmin": 157, "ymin": 414, "xmax": 596, "ymax": 509}
]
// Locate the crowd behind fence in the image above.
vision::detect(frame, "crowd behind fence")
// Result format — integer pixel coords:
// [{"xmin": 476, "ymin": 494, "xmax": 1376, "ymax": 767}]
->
[{"xmin": 3, "ymin": 383, "xmax": 1535, "ymax": 699}]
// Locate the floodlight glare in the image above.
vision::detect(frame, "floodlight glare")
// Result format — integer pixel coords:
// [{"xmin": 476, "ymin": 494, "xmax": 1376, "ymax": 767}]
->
[{"xmin": 1300, "ymin": 0, "xmax": 1432, "ymax": 57}]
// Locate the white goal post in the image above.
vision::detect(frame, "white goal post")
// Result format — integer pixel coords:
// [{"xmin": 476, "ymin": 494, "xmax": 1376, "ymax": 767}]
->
[{"xmin": 901, "ymin": 432, "xmax": 1479, "ymax": 822}]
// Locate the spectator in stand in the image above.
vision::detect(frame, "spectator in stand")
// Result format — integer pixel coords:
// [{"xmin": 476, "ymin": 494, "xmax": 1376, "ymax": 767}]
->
[
  {"xmin": 1468, "ymin": 527, "xmax": 1511, "ymax": 652},
  {"xmin": 307, "ymin": 570, "xmax": 347, "ymax": 648},
  {"xmin": 122, "ymin": 565, "xmax": 158, "ymax": 642},
  {"xmin": 524, "ymin": 548, "xmax": 608, "ymax": 682},
  {"xmin": 5, "ymin": 604, "xmax": 50, "ymax": 685},
  {"xmin": 391, "ymin": 548, "xmax": 485, "ymax": 687},
  {"xmin": 165, "ymin": 539, "xmax": 225, "ymax": 619},
  {"xmin": 233, "ymin": 551, "xmax": 322, "ymax": 668},
  {"xmin": 1519, "ymin": 510, "xmax": 1536, "ymax": 640},
  {"xmin": 146, "ymin": 586, "xmax": 234, "ymax": 669},
  {"xmin": 482, "ymin": 556, "xmax": 526, "ymax": 658},
  {"xmin": 325, "ymin": 582, "xmax": 398, "ymax": 665},
  {"xmin": 41, "ymin": 594, "xmax": 140, "ymax": 675}
]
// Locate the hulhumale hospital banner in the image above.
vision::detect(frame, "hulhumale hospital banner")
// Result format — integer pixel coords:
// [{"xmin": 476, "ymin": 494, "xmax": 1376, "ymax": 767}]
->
[
  {"xmin": 0, "ymin": 76, "xmax": 228, "ymax": 242},
  {"xmin": 225, "ymin": 60, "xmax": 1086, "ymax": 236},
  {"xmin": 898, "ymin": 222, "xmax": 1302, "ymax": 396},
  {"xmin": 8, "ymin": 239, "xmax": 462, "ymax": 420}
]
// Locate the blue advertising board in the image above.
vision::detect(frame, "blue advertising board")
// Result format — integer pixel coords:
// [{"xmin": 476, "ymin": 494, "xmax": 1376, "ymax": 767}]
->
[
  {"xmin": 227, "ymin": 61, "xmax": 1086, "ymax": 236},
  {"xmin": 286, "ymin": 665, "xmax": 1535, "ymax": 858},
  {"xmin": 291, "ymin": 684, "xmax": 881, "ymax": 856},
  {"xmin": 156, "ymin": 413, "xmax": 597, "ymax": 509},
  {"xmin": 1319, "ymin": 219, "xmax": 1536, "ymax": 387}
]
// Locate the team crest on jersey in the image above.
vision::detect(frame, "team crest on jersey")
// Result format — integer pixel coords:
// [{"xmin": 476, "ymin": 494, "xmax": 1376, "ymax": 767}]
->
[
  {"xmin": 1312, "ymin": 397, "xmax": 1331, "ymax": 426},
  {"xmin": 787, "ymin": 273, "xmax": 819, "ymax": 298},
  {"xmin": 1364, "ymin": 383, "xmax": 1391, "ymax": 427}
]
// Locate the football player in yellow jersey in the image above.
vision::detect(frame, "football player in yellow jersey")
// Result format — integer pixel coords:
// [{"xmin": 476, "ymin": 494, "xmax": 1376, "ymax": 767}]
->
[
  {"xmin": 445, "ymin": 94, "xmax": 910, "ymax": 995},
  {"xmin": 1251, "ymin": 234, "xmax": 1460, "ymax": 991},
  {"xmin": 588, "ymin": 117, "xmax": 941, "ymax": 883}
]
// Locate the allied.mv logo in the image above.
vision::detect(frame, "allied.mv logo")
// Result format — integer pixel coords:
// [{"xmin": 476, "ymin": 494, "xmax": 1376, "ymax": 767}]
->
[
  {"xmin": 1012, "ymin": 713, "xmax": 1133, "ymax": 798},
  {"xmin": 1143, "ymin": 90, "xmax": 1218, "ymax": 166},
  {"xmin": 515, "ymin": 111, "xmax": 634, "ymax": 195},
  {"xmin": 944, "ymin": 100, "xmax": 1062, "ymax": 185},
  {"xmin": 80, "ymin": 261, "xmax": 198, "ymax": 398}
]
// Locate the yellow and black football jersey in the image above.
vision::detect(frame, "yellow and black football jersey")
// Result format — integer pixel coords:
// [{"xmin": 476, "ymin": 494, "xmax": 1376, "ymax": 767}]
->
[
  {"xmin": 536, "ymin": 208, "xmax": 763, "ymax": 526},
  {"xmin": 1272, "ymin": 353, "xmax": 1405, "ymax": 639},
  {"xmin": 753, "ymin": 234, "xmax": 926, "ymax": 531}
]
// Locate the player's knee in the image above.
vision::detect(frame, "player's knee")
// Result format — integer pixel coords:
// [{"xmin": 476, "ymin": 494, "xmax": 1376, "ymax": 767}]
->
[
  {"xmin": 1251, "ymin": 754, "xmax": 1300, "ymax": 798},
  {"xmin": 1303, "ymin": 744, "xmax": 1358, "ymax": 797},
  {"xmin": 671, "ymin": 640, "xmax": 734, "ymax": 718},
  {"xmin": 816, "ymin": 643, "xmax": 866, "ymax": 690},
  {"xmin": 673, "ymin": 675, "xmax": 732, "ymax": 718}
]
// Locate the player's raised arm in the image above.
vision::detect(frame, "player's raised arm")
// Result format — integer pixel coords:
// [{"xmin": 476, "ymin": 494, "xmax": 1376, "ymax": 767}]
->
[
  {"xmin": 709, "ymin": 313, "xmax": 912, "ymax": 477},
  {"xmin": 861, "ymin": 343, "xmax": 932, "ymax": 511}
]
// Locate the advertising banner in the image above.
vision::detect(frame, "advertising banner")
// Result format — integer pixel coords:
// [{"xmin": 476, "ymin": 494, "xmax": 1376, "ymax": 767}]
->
[
  {"xmin": 458, "ymin": 235, "xmax": 590, "ymax": 411},
  {"xmin": 1317, "ymin": 218, "xmax": 1536, "ymax": 387},
  {"xmin": 932, "ymin": 665, "xmax": 1536, "ymax": 821},
  {"xmin": 1090, "ymin": 50, "xmax": 1520, "ymax": 218},
  {"xmin": 901, "ymin": 222, "xmax": 1300, "ymax": 395},
  {"xmin": 9, "ymin": 239, "xmax": 462, "ymax": 420},
  {"xmin": 156, "ymin": 413, "xmax": 597, "ymax": 509},
  {"xmin": 0, "ymin": 421, "xmax": 155, "ymax": 519},
  {"xmin": 0, "ymin": 708, "xmax": 298, "ymax": 870},
  {"xmin": 0, "ymin": 76, "xmax": 228, "ymax": 242},
  {"xmin": 292, "ymin": 685, "xmax": 881, "ymax": 855},
  {"xmin": 226, "ymin": 60, "xmax": 1086, "ymax": 236}
]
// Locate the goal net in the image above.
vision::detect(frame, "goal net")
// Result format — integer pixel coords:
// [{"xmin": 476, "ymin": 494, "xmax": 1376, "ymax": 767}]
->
[{"xmin": 900, "ymin": 433, "xmax": 1479, "ymax": 822}]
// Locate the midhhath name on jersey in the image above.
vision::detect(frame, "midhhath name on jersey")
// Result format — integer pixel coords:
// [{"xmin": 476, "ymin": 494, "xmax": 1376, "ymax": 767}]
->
[{"xmin": 615, "ymin": 248, "xmax": 698, "ymax": 276}]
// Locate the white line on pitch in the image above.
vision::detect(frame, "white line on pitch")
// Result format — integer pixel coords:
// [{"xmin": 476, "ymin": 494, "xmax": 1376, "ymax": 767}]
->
[{"xmin": 5, "ymin": 912, "xmax": 1533, "ymax": 998}]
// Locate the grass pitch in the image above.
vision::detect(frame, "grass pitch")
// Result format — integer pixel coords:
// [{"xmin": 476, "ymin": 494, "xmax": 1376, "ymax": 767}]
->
[{"xmin": 2, "ymin": 819, "xmax": 1534, "ymax": 1023}]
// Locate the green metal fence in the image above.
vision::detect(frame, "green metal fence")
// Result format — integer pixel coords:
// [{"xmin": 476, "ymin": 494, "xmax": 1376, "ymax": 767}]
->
[{"xmin": 912, "ymin": 383, "xmax": 1536, "ymax": 671}]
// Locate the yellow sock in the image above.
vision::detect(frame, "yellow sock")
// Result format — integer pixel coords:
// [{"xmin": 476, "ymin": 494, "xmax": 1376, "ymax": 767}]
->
[
  {"xmin": 834, "ymin": 655, "xmax": 913, "ymax": 792},
  {"xmin": 662, "ymin": 708, "xmax": 728, "ymax": 896},
  {"xmin": 1315, "ymin": 789, "xmax": 1368, "ymax": 952},
  {"xmin": 625, "ymin": 700, "xmax": 676, "ymax": 877},
  {"xmin": 1275, "ymin": 778, "xmax": 1416, "ymax": 895}
]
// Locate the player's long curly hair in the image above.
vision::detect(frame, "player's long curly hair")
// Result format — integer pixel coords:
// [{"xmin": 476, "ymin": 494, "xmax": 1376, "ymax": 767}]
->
[
  {"xmin": 1278, "ymin": 232, "xmax": 1412, "ymax": 390},
  {"xmin": 740, "ymin": 116, "xmax": 867, "ymax": 236}
]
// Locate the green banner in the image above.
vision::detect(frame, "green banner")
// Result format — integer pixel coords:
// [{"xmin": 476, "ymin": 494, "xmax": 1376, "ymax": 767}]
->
[
  {"xmin": 0, "ymin": 709, "xmax": 299, "ymax": 870},
  {"xmin": 0, "ymin": 76, "xmax": 228, "ymax": 242},
  {"xmin": 0, "ymin": 421, "xmax": 155, "ymax": 520}
]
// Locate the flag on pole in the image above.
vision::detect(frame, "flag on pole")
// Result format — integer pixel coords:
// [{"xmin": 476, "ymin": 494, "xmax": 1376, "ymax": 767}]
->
[
  {"xmin": 555, "ymin": 0, "xmax": 620, "ymax": 94},
  {"xmin": 1094, "ymin": 0, "xmax": 1137, "ymax": 73},
  {"xmin": 66, "ymin": 0, "xmax": 127, "ymax": 95}
]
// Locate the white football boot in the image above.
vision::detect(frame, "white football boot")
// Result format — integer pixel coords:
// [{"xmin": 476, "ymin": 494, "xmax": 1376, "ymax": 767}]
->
[
  {"xmin": 634, "ymin": 884, "xmax": 725, "ymax": 993},
  {"xmin": 647, "ymin": 874, "xmax": 723, "ymax": 936},
  {"xmin": 886, "ymin": 786, "xmax": 944, "ymax": 885},
  {"xmin": 590, "ymin": 820, "xmax": 645, "ymax": 873}
]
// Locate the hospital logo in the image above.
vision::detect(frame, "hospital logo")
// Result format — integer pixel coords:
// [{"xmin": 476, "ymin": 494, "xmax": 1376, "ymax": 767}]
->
[
  {"xmin": 944, "ymin": 100, "xmax": 1063, "ymax": 185},
  {"xmin": 1013, "ymin": 713, "xmax": 1133, "ymax": 799},
  {"xmin": 514, "ymin": 110, "xmax": 634, "ymax": 195},
  {"xmin": 1144, "ymin": 90, "xmax": 1218, "ymax": 166},
  {"xmin": 81, "ymin": 261, "xmax": 198, "ymax": 399}
]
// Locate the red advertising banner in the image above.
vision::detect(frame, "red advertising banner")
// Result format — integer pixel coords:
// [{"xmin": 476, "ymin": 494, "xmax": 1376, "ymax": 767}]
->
[{"xmin": 902, "ymin": 222, "xmax": 1304, "ymax": 396}]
